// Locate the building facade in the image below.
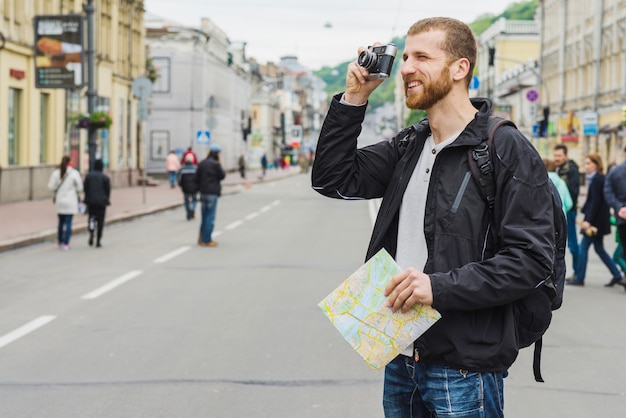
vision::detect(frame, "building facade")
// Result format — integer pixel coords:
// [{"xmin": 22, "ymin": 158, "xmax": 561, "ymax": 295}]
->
[
  {"xmin": 0, "ymin": 0, "xmax": 146, "ymax": 203},
  {"xmin": 539, "ymin": 0, "xmax": 626, "ymax": 165}
]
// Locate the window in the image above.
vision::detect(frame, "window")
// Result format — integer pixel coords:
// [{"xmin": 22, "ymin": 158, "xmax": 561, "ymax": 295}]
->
[
  {"xmin": 8, "ymin": 88, "xmax": 21, "ymax": 165},
  {"xmin": 151, "ymin": 57, "xmax": 170, "ymax": 93},
  {"xmin": 40, "ymin": 93, "xmax": 49, "ymax": 163}
]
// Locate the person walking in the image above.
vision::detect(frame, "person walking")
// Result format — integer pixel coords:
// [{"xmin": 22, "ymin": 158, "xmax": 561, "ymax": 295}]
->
[
  {"xmin": 544, "ymin": 158, "xmax": 573, "ymax": 214},
  {"xmin": 260, "ymin": 153, "xmax": 268, "ymax": 177},
  {"xmin": 238, "ymin": 154, "xmax": 246, "ymax": 179},
  {"xmin": 554, "ymin": 144, "xmax": 581, "ymax": 279},
  {"xmin": 48, "ymin": 155, "xmax": 84, "ymax": 250},
  {"xmin": 311, "ymin": 17, "xmax": 555, "ymax": 417},
  {"xmin": 604, "ymin": 146, "xmax": 626, "ymax": 287},
  {"xmin": 83, "ymin": 159, "xmax": 110, "ymax": 248},
  {"xmin": 181, "ymin": 147, "xmax": 198, "ymax": 166},
  {"xmin": 194, "ymin": 144, "xmax": 225, "ymax": 247},
  {"xmin": 567, "ymin": 154, "xmax": 622, "ymax": 286},
  {"xmin": 177, "ymin": 154, "xmax": 198, "ymax": 220},
  {"xmin": 165, "ymin": 150, "xmax": 181, "ymax": 188}
]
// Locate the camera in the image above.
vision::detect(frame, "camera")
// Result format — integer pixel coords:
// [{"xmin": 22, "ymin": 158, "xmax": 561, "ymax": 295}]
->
[{"xmin": 358, "ymin": 44, "xmax": 397, "ymax": 80}]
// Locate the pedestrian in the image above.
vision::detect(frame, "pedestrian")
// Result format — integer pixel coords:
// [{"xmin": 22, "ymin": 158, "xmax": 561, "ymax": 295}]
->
[
  {"xmin": 165, "ymin": 150, "xmax": 181, "ymax": 188},
  {"xmin": 554, "ymin": 144, "xmax": 581, "ymax": 280},
  {"xmin": 567, "ymin": 154, "xmax": 623, "ymax": 286},
  {"xmin": 48, "ymin": 155, "xmax": 84, "ymax": 250},
  {"xmin": 83, "ymin": 159, "xmax": 110, "ymax": 248},
  {"xmin": 238, "ymin": 154, "xmax": 246, "ymax": 179},
  {"xmin": 180, "ymin": 146, "xmax": 198, "ymax": 166},
  {"xmin": 543, "ymin": 158, "xmax": 573, "ymax": 214},
  {"xmin": 260, "ymin": 153, "xmax": 268, "ymax": 176},
  {"xmin": 311, "ymin": 17, "xmax": 555, "ymax": 417},
  {"xmin": 177, "ymin": 154, "xmax": 198, "ymax": 220},
  {"xmin": 604, "ymin": 146, "xmax": 626, "ymax": 287},
  {"xmin": 194, "ymin": 144, "xmax": 225, "ymax": 247}
]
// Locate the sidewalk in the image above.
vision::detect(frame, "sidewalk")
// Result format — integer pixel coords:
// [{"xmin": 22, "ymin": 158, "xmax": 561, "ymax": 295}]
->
[{"xmin": 0, "ymin": 166, "xmax": 302, "ymax": 252}]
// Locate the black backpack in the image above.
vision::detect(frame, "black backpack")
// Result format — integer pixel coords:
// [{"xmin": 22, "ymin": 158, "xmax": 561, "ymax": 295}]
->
[{"xmin": 467, "ymin": 116, "xmax": 567, "ymax": 382}]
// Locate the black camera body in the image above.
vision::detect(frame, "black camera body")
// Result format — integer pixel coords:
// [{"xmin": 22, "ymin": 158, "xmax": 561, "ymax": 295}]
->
[{"xmin": 358, "ymin": 44, "xmax": 397, "ymax": 80}]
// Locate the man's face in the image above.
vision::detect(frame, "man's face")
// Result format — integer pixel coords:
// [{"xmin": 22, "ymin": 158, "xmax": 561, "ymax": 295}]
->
[
  {"xmin": 553, "ymin": 149, "xmax": 566, "ymax": 166},
  {"xmin": 401, "ymin": 32, "xmax": 453, "ymax": 110}
]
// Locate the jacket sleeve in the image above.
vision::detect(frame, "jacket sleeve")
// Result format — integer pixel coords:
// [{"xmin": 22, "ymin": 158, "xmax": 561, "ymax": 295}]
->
[
  {"xmin": 311, "ymin": 94, "xmax": 400, "ymax": 200},
  {"xmin": 604, "ymin": 170, "xmax": 624, "ymax": 212},
  {"xmin": 430, "ymin": 125, "xmax": 555, "ymax": 310},
  {"xmin": 584, "ymin": 176, "xmax": 604, "ymax": 225}
]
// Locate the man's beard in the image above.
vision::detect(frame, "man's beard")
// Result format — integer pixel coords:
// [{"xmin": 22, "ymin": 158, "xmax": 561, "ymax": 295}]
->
[{"xmin": 405, "ymin": 67, "xmax": 453, "ymax": 110}]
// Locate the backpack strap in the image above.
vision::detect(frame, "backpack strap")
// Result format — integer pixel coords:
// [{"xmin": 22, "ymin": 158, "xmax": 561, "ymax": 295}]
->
[{"xmin": 466, "ymin": 116, "xmax": 515, "ymax": 213}]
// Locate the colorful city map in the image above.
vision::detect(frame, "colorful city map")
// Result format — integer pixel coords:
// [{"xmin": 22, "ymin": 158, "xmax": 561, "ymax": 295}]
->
[{"xmin": 318, "ymin": 248, "xmax": 441, "ymax": 370}]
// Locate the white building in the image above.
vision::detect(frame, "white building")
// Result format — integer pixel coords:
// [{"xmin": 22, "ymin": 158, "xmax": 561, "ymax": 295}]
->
[{"xmin": 144, "ymin": 16, "xmax": 251, "ymax": 173}]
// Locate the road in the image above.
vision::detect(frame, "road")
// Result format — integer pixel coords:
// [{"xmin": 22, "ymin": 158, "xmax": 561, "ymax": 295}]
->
[{"xmin": 0, "ymin": 173, "xmax": 624, "ymax": 417}]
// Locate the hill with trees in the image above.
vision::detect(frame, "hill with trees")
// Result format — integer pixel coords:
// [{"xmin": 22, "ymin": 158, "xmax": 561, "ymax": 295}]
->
[{"xmin": 314, "ymin": 0, "xmax": 537, "ymax": 125}]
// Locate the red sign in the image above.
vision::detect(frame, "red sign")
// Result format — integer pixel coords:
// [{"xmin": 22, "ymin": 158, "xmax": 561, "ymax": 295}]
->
[{"xmin": 10, "ymin": 69, "xmax": 25, "ymax": 79}]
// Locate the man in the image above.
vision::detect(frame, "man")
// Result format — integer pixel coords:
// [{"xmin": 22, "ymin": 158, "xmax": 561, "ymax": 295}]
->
[
  {"xmin": 311, "ymin": 17, "xmax": 554, "ymax": 417},
  {"xmin": 553, "ymin": 144, "xmax": 580, "ymax": 279},
  {"xmin": 181, "ymin": 146, "xmax": 198, "ymax": 166},
  {"xmin": 177, "ymin": 154, "xmax": 198, "ymax": 220},
  {"xmin": 604, "ymin": 146, "xmax": 626, "ymax": 286},
  {"xmin": 194, "ymin": 144, "xmax": 225, "ymax": 247},
  {"xmin": 83, "ymin": 159, "xmax": 110, "ymax": 248}
]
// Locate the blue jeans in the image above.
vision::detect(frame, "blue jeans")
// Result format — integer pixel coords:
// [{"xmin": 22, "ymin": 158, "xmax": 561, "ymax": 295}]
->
[
  {"xmin": 168, "ymin": 171, "xmax": 176, "ymax": 187},
  {"xmin": 183, "ymin": 192, "xmax": 197, "ymax": 220},
  {"xmin": 383, "ymin": 356, "xmax": 506, "ymax": 418},
  {"xmin": 57, "ymin": 214, "xmax": 73, "ymax": 245},
  {"xmin": 566, "ymin": 209, "xmax": 579, "ymax": 276},
  {"xmin": 199, "ymin": 194, "xmax": 218, "ymax": 243},
  {"xmin": 575, "ymin": 233, "xmax": 622, "ymax": 282}
]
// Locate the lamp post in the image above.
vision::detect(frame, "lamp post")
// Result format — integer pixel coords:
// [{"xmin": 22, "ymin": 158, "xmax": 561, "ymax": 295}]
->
[{"xmin": 83, "ymin": 0, "xmax": 97, "ymax": 172}]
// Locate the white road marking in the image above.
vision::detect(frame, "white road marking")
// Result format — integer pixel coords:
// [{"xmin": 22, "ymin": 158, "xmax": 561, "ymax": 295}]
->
[
  {"xmin": 154, "ymin": 246, "xmax": 191, "ymax": 264},
  {"xmin": 0, "ymin": 315, "xmax": 57, "ymax": 349},
  {"xmin": 271, "ymin": 200, "xmax": 281, "ymax": 206},
  {"xmin": 213, "ymin": 231, "xmax": 223, "ymax": 237},
  {"xmin": 81, "ymin": 270, "xmax": 143, "ymax": 300},
  {"xmin": 225, "ymin": 220, "xmax": 243, "ymax": 230},
  {"xmin": 245, "ymin": 212, "xmax": 259, "ymax": 220},
  {"xmin": 260, "ymin": 205, "xmax": 271, "ymax": 212}
]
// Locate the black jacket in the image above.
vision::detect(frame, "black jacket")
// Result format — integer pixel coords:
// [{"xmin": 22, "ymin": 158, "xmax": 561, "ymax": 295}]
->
[
  {"xmin": 195, "ymin": 155, "xmax": 225, "ymax": 196},
  {"xmin": 557, "ymin": 159, "xmax": 580, "ymax": 209},
  {"xmin": 582, "ymin": 173, "xmax": 612, "ymax": 235},
  {"xmin": 604, "ymin": 162, "xmax": 626, "ymax": 226},
  {"xmin": 84, "ymin": 171, "xmax": 110, "ymax": 208},
  {"xmin": 177, "ymin": 163, "xmax": 198, "ymax": 194},
  {"xmin": 312, "ymin": 94, "xmax": 555, "ymax": 372}
]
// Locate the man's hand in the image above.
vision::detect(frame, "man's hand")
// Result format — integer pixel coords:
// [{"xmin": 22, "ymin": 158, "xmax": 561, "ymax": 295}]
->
[
  {"xmin": 618, "ymin": 206, "xmax": 626, "ymax": 220},
  {"xmin": 384, "ymin": 268, "xmax": 434, "ymax": 313},
  {"xmin": 343, "ymin": 46, "xmax": 385, "ymax": 105}
]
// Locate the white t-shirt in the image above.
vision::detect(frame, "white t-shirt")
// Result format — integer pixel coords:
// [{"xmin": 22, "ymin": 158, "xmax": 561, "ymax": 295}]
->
[{"xmin": 395, "ymin": 132, "xmax": 460, "ymax": 356}]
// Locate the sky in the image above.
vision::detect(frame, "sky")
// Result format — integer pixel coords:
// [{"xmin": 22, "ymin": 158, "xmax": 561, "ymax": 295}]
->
[{"xmin": 144, "ymin": 0, "xmax": 518, "ymax": 71}]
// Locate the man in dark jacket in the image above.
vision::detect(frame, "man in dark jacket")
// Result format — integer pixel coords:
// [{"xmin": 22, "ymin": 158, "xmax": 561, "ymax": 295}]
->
[
  {"xmin": 194, "ymin": 144, "xmax": 225, "ymax": 247},
  {"xmin": 604, "ymin": 146, "xmax": 626, "ymax": 282},
  {"xmin": 177, "ymin": 154, "xmax": 198, "ymax": 220},
  {"xmin": 84, "ymin": 159, "xmax": 110, "ymax": 247},
  {"xmin": 554, "ymin": 143, "xmax": 580, "ymax": 279},
  {"xmin": 311, "ymin": 17, "xmax": 554, "ymax": 417}
]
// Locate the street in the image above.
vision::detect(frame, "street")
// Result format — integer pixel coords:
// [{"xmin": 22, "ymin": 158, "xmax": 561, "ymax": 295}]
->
[{"xmin": 0, "ymin": 173, "xmax": 625, "ymax": 417}]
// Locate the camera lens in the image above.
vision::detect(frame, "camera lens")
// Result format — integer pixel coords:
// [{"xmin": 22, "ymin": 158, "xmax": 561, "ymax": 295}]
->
[{"xmin": 358, "ymin": 50, "xmax": 378, "ymax": 71}]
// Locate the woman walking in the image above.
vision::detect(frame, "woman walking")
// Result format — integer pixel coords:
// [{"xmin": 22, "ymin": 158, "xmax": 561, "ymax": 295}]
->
[
  {"xmin": 566, "ymin": 154, "xmax": 623, "ymax": 286},
  {"xmin": 48, "ymin": 156, "xmax": 83, "ymax": 250}
]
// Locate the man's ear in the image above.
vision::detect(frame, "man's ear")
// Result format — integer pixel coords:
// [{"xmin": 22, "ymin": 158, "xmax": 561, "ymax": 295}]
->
[{"xmin": 451, "ymin": 58, "xmax": 471, "ymax": 81}]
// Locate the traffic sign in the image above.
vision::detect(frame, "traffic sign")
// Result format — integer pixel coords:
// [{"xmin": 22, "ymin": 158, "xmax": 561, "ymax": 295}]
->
[
  {"xmin": 469, "ymin": 76, "xmax": 480, "ymax": 90},
  {"xmin": 526, "ymin": 89, "xmax": 539, "ymax": 103},
  {"xmin": 196, "ymin": 130, "xmax": 211, "ymax": 145}
]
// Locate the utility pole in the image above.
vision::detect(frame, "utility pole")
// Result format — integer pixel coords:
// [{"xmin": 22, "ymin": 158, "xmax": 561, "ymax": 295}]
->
[{"xmin": 84, "ymin": 0, "xmax": 97, "ymax": 172}]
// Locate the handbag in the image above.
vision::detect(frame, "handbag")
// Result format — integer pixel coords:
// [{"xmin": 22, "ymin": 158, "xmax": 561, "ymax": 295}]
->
[{"xmin": 53, "ymin": 171, "xmax": 69, "ymax": 203}]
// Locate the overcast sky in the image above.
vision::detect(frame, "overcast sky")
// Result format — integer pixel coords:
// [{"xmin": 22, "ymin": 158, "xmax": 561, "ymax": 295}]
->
[{"xmin": 144, "ymin": 0, "xmax": 519, "ymax": 70}]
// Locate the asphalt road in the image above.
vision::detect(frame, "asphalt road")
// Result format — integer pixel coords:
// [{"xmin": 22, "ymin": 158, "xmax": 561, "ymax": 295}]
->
[{"xmin": 0, "ymin": 172, "xmax": 624, "ymax": 417}]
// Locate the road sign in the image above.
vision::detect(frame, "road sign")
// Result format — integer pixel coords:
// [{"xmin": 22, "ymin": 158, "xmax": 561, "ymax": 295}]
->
[
  {"xmin": 196, "ymin": 130, "xmax": 210, "ymax": 145},
  {"xmin": 526, "ymin": 89, "xmax": 539, "ymax": 103},
  {"xmin": 131, "ymin": 77, "xmax": 152, "ymax": 98},
  {"xmin": 469, "ymin": 76, "xmax": 480, "ymax": 90},
  {"xmin": 581, "ymin": 111, "xmax": 598, "ymax": 135}
]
